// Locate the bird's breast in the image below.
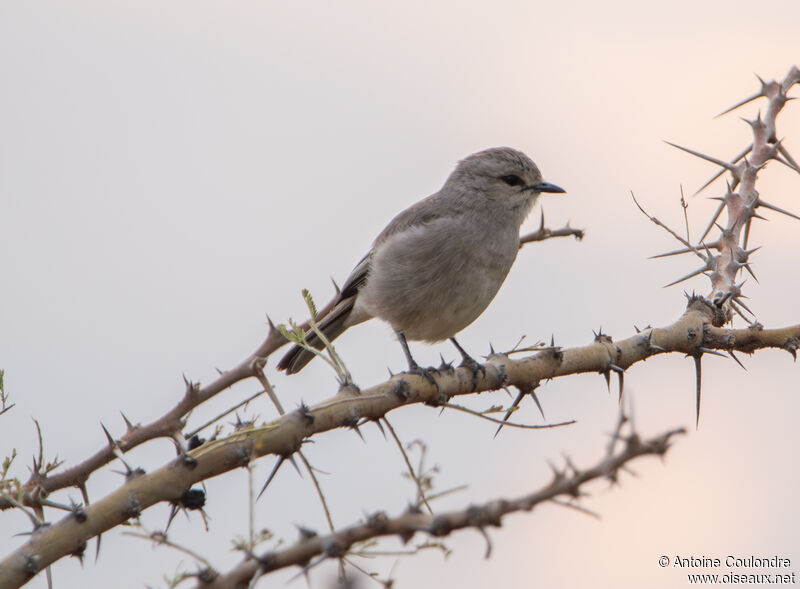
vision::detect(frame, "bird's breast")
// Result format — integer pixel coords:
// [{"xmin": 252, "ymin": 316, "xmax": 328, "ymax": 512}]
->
[{"xmin": 358, "ymin": 218, "xmax": 520, "ymax": 341}]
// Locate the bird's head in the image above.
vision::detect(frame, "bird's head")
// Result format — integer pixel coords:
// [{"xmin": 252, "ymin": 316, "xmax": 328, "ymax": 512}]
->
[{"xmin": 453, "ymin": 147, "xmax": 565, "ymax": 201}]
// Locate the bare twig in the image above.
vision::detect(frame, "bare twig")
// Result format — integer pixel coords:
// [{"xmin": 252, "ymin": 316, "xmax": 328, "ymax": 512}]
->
[
  {"xmin": 439, "ymin": 402, "xmax": 574, "ymax": 430},
  {"xmin": 519, "ymin": 210, "xmax": 584, "ymax": 246},
  {"xmin": 383, "ymin": 418, "xmax": 434, "ymax": 515}
]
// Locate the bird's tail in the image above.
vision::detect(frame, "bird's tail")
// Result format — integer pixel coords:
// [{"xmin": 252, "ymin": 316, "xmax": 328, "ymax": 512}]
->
[{"xmin": 277, "ymin": 297, "xmax": 356, "ymax": 374}]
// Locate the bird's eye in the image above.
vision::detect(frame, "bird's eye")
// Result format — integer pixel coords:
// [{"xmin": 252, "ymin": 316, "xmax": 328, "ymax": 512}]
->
[{"xmin": 500, "ymin": 175, "xmax": 524, "ymax": 187}]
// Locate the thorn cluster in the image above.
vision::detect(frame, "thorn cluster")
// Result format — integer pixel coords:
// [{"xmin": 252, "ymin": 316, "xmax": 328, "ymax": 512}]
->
[{"xmin": 657, "ymin": 66, "xmax": 800, "ymax": 322}]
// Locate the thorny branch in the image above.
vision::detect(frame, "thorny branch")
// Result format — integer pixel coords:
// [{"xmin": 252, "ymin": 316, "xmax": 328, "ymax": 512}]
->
[
  {"xmin": 661, "ymin": 66, "xmax": 800, "ymax": 315},
  {"xmin": 194, "ymin": 424, "xmax": 684, "ymax": 588},
  {"xmin": 633, "ymin": 66, "xmax": 800, "ymax": 424}
]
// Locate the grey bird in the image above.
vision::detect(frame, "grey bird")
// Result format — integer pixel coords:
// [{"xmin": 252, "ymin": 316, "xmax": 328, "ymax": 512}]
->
[{"xmin": 277, "ymin": 146, "xmax": 565, "ymax": 378}]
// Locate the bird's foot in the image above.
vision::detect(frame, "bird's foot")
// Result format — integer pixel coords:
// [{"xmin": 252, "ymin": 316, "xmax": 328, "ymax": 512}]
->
[
  {"xmin": 405, "ymin": 361, "xmax": 439, "ymax": 391},
  {"xmin": 459, "ymin": 355, "xmax": 486, "ymax": 391}
]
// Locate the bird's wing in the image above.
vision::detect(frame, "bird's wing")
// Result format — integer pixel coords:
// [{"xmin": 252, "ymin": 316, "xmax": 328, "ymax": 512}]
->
[
  {"xmin": 339, "ymin": 192, "xmax": 444, "ymax": 298},
  {"xmin": 339, "ymin": 251, "xmax": 371, "ymax": 298},
  {"xmin": 373, "ymin": 192, "xmax": 444, "ymax": 247}
]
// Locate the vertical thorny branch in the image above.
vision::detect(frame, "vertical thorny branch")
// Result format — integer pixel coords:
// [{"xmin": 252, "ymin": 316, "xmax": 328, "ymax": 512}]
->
[{"xmin": 664, "ymin": 66, "xmax": 800, "ymax": 322}]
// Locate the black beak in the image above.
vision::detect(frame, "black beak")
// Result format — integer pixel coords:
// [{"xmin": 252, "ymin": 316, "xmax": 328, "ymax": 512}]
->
[{"xmin": 529, "ymin": 181, "xmax": 566, "ymax": 194}]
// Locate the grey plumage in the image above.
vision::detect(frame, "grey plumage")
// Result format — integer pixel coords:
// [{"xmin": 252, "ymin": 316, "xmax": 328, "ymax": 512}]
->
[{"xmin": 278, "ymin": 147, "xmax": 565, "ymax": 374}]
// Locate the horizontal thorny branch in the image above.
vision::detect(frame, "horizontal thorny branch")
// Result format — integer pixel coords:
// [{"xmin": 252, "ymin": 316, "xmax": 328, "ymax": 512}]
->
[{"xmin": 192, "ymin": 423, "xmax": 685, "ymax": 588}]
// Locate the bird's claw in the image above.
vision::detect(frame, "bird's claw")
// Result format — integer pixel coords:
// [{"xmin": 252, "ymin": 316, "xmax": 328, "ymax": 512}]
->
[
  {"xmin": 459, "ymin": 356, "xmax": 485, "ymax": 391},
  {"xmin": 405, "ymin": 363, "xmax": 439, "ymax": 391}
]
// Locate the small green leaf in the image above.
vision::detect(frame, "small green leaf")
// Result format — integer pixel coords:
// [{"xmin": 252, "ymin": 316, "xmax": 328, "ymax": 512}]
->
[{"xmin": 302, "ymin": 289, "xmax": 318, "ymax": 320}]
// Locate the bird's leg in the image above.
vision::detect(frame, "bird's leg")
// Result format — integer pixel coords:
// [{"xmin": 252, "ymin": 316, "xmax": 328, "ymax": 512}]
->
[
  {"xmin": 449, "ymin": 337, "xmax": 485, "ymax": 391},
  {"xmin": 396, "ymin": 331, "xmax": 438, "ymax": 388}
]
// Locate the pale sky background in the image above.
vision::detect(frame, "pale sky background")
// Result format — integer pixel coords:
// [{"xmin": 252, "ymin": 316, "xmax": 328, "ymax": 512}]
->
[{"xmin": 1, "ymin": 2, "xmax": 799, "ymax": 588}]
